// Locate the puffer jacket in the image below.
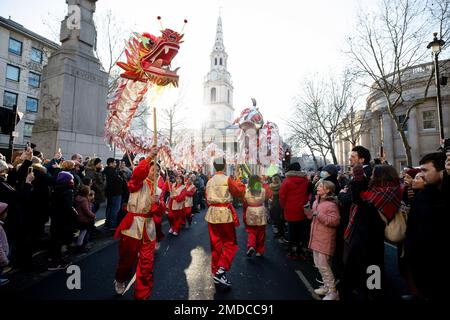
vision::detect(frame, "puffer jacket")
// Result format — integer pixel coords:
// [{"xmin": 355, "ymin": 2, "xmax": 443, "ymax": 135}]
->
[
  {"xmin": 309, "ymin": 197, "xmax": 340, "ymax": 256},
  {"xmin": 74, "ymin": 195, "xmax": 96, "ymax": 225},
  {"xmin": 279, "ymin": 170, "xmax": 309, "ymax": 221}
]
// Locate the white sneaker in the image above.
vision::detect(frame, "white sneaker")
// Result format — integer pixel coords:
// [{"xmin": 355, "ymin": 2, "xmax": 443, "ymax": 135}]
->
[
  {"xmin": 172, "ymin": 232, "xmax": 178, "ymax": 236},
  {"xmin": 168, "ymin": 228, "xmax": 173, "ymax": 234},
  {"xmin": 155, "ymin": 242, "xmax": 161, "ymax": 250},
  {"xmin": 114, "ymin": 280, "xmax": 126, "ymax": 295},
  {"xmin": 314, "ymin": 285, "xmax": 328, "ymax": 296},
  {"xmin": 323, "ymin": 290, "xmax": 339, "ymax": 300}
]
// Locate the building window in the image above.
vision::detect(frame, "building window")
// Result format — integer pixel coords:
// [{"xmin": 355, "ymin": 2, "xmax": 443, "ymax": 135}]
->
[
  {"xmin": 28, "ymin": 72, "xmax": 41, "ymax": 88},
  {"xmin": 211, "ymin": 87, "xmax": 216, "ymax": 103},
  {"xmin": 227, "ymin": 90, "xmax": 230, "ymax": 104},
  {"xmin": 215, "ymin": 58, "xmax": 217, "ymax": 65},
  {"xmin": 23, "ymin": 123, "xmax": 33, "ymax": 137},
  {"xmin": 422, "ymin": 110, "xmax": 436, "ymax": 129},
  {"xmin": 220, "ymin": 58, "xmax": 223, "ymax": 65},
  {"xmin": 398, "ymin": 114, "xmax": 408, "ymax": 131},
  {"xmin": 6, "ymin": 64, "xmax": 20, "ymax": 82},
  {"xmin": 26, "ymin": 97, "xmax": 38, "ymax": 113},
  {"xmin": 8, "ymin": 37, "xmax": 22, "ymax": 55},
  {"xmin": 31, "ymin": 48, "xmax": 43, "ymax": 64},
  {"xmin": 3, "ymin": 91, "xmax": 18, "ymax": 109}
]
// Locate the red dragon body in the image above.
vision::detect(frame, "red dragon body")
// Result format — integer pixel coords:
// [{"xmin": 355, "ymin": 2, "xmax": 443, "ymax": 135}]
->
[{"xmin": 105, "ymin": 27, "xmax": 184, "ymax": 156}]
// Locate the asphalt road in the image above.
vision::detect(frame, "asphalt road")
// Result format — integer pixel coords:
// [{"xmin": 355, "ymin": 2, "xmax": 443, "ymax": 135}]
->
[{"xmin": 18, "ymin": 208, "xmax": 314, "ymax": 300}]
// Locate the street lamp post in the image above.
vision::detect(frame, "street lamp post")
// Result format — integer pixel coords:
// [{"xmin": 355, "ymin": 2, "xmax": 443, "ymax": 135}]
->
[
  {"xmin": 8, "ymin": 104, "xmax": 18, "ymax": 163},
  {"xmin": 427, "ymin": 32, "xmax": 446, "ymax": 142}
]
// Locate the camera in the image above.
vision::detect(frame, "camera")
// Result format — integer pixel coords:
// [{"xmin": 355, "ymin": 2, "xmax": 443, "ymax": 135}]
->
[
  {"xmin": 439, "ymin": 138, "xmax": 450, "ymax": 153},
  {"xmin": 445, "ymin": 138, "xmax": 450, "ymax": 153}
]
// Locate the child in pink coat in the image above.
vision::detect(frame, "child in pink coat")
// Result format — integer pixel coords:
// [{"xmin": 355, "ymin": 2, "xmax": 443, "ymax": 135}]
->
[{"xmin": 308, "ymin": 180, "xmax": 340, "ymax": 300}]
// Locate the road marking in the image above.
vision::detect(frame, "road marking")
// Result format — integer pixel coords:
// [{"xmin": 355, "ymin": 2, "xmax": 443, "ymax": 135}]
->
[{"xmin": 295, "ymin": 270, "xmax": 321, "ymax": 300}]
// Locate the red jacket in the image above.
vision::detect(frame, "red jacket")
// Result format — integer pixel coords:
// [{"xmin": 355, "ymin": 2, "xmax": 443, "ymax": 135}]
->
[{"xmin": 279, "ymin": 171, "xmax": 309, "ymax": 221}]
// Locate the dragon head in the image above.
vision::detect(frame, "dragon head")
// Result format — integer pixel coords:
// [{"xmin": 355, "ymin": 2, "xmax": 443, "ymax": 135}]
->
[{"xmin": 117, "ymin": 27, "xmax": 184, "ymax": 87}]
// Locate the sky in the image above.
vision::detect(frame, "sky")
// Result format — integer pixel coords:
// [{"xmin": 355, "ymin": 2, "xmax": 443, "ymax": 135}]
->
[{"xmin": 0, "ymin": 0, "xmax": 379, "ymax": 139}]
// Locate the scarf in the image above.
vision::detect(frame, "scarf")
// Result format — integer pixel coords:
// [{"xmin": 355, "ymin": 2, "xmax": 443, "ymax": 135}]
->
[
  {"xmin": 344, "ymin": 184, "xmax": 404, "ymax": 241},
  {"xmin": 270, "ymin": 182, "xmax": 281, "ymax": 195}
]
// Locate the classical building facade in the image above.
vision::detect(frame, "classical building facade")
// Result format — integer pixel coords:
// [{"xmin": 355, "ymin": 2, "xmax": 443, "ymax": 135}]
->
[
  {"xmin": 334, "ymin": 60, "xmax": 450, "ymax": 170},
  {"xmin": 202, "ymin": 16, "xmax": 238, "ymax": 167},
  {"xmin": 0, "ymin": 16, "xmax": 59, "ymax": 157}
]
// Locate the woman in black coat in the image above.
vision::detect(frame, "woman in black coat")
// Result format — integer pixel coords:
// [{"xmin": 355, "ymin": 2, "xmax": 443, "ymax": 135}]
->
[{"xmin": 48, "ymin": 171, "xmax": 76, "ymax": 270}]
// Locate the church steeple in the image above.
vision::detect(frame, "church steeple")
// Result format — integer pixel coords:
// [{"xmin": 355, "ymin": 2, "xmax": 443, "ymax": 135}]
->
[
  {"xmin": 204, "ymin": 15, "xmax": 234, "ymax": 129},
  {"xmin": 210, "ymin": 16, "xmax": 228, "ymax": 71}
]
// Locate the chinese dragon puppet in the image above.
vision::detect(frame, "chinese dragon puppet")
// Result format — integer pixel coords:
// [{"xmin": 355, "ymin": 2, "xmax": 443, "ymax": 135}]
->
[{"xmin": 105, "ymin": 19, "xmax": 185, "ymax": 159}]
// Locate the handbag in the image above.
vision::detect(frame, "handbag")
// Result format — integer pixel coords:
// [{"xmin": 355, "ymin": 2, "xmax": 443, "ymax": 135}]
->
[{"xmin": 378, "ymin": 201, "xmax": 409, "ymax": 243}]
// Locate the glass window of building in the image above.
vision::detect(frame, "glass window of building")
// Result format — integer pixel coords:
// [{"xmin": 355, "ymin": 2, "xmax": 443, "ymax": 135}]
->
[
  {"xmin": 3, "ymin": 91, "xmax": 18, "ymax": 109},
  {"xmin": 31, "ymin": 48, "xmax": 43, "ymax": 63},
  {"xmin": 211, "ymin": 87, "xmax": 216, "ymax": 103},
  {"xmin": 23, "ymin": 123, "xmax": 33, "ymax": 137},
  {"xmin": 26, "ymin": 97, "xmax": 39, "ymax": 113},
  {"xmin": 422, "ymin": 110, "xmax": 436, "ymax": 129},
  {"xmin": 398, "ymin": 114, "xmax": 408, "ymax": 131},
  {"xmin": 28, "ymin": 72, "xmax": 41, "ymax": 88},
  {"xmin": 6, "ymin": 64, "xmax": 20, "ymax": 81},
  {"xmin": 8, "ymin": 37, "xmax": 22, "ymax": 55}
]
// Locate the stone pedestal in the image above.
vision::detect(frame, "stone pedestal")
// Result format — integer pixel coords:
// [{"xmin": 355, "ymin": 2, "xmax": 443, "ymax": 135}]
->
[{"xmin": 32, "ymin": 0, "xmax": 112, "ymax": 160}]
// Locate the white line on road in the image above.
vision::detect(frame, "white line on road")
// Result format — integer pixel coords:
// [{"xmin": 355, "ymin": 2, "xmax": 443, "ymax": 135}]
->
[{"xmin": 295, "ymin": 270, "xmax": 321, "ymax": 300}]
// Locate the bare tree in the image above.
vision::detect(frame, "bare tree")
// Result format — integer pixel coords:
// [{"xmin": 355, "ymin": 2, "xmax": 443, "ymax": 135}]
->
[
  {"xmin": 160, "ymin": 92, "xmax": 187, "ymax": 147},
  {"xmin": 347, "ymin": 0, "xmax": 450, "ymax": 166},
  {"xmin": 94, "ymin": 9, "xmax": 130, "ymax": 96},
  {"xmin": 338, "ymin": 106, "xmax": 368, "ymax": 147},
  {"xmin": 286, "ymin": 70, "xmax": 357, "ymax": 165}
]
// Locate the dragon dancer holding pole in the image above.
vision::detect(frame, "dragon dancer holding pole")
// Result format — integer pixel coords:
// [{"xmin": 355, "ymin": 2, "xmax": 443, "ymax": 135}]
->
[{"xmin": 107, "ymin": 18, "xmax": 186, "ymax": 299}]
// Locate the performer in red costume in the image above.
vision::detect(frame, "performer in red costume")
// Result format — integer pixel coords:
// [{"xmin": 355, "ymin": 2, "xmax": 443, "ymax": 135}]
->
[
  {"xmin": 243, "ymin": 175, "xmax": 272, "ymax": 258},
  {"xmin": 183, "ymin": 176, "xmax": 197, "ymax": 228},
  {"xmin": 168, "ymin": 175, "xmax": 186, "ymax": 236},
  {"xmin": 113, "ymin": 147, "xmax": 165, "ymax": 300},
  {"xmin": 205, "ymin": 157, "xmax": 245, "ymax": 288}
]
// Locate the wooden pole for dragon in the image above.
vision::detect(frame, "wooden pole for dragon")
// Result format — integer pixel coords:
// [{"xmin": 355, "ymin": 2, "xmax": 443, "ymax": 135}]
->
[
  {"xmin": 121, "ymin": 138, "xmax": 135, "ymax": 170},
  {"xmin": 153, "ymin": 107, "xmax": 158, "ymax": 195}
]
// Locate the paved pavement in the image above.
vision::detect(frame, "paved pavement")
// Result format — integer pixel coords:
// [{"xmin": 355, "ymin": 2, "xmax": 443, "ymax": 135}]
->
[{"xmin": 1, "ymin": 206, "xmax": 408, "ymax": 300}]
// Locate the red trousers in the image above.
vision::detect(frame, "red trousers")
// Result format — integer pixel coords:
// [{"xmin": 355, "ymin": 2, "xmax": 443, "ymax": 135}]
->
[
  {"xmin": 184, "ymin": 207, "xmax": 193, "ymax": 224},
  {"xmin": 168, "ymin": 209, "xmax": 183, "ymax": 233},
  {"xmin": 208, "ymin": 223, "xmax": 238, "ymax": 274},
  {"xmin": 246, "ymin": 225, "xmax": 266, "ymax": 254},
  {"xmin": 115, "ymin": 234, "xmax": 155, "ymax": 300},
  {"xmin": 153, "ymin": 215, "xmax": 165, "ymax": 242}
]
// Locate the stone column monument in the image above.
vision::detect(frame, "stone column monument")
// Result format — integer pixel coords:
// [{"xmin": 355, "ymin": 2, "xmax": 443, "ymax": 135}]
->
[{"xmin": 32, "ymin": 0, "xmax": 112, "ymax": 160}]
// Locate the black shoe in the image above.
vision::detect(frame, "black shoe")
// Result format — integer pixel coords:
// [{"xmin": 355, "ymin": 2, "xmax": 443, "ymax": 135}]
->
[
  {"xmin": 246, "ymin": 247, "xmax": 256, "ymax": 257},
  {"xmin": 213, "ymin": 269, "xmax": 232, "ymax": 287},
  {"xmin": 48, "ymin": 260, "xmax": 71, "ymax": 271}
]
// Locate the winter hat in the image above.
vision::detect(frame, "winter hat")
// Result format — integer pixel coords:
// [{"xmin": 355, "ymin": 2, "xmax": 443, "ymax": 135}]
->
[
  {"xmin": 287, "ymin": 162, "xmax": 301, "ymax": 172},
  {"xmin": 405, "ymin": 167, "xmax": 421, "ymax": 179},
  {"xmin": 323, "ymin": 164, "xmax": 338, "ymax": 176},
  {"xmin": 0, "ymin": 202, "xmax": 7, "ymax": 214},
  {"xmin": 56, "ymin": 171, "xmax": 74, "ymax": 184}
]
